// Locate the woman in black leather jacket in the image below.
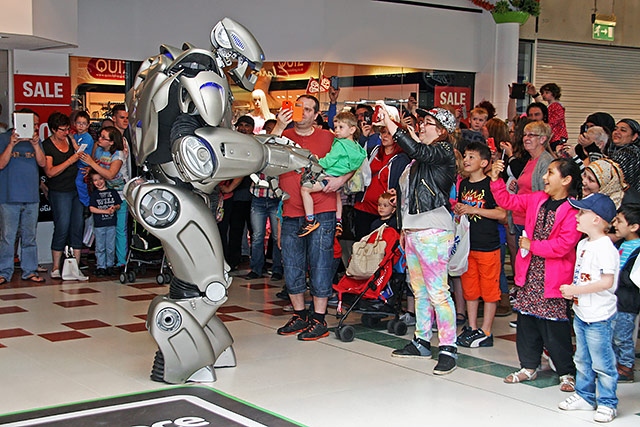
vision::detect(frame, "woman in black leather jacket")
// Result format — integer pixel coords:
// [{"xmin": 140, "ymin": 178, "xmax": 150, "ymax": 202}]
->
[{"xmin": 378, "ymin": 106, "xmax": 459, "ymax": 375}]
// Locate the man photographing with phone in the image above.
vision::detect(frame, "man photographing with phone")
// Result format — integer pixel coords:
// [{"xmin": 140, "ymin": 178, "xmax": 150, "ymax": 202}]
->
[{"xmin": 0, "ymin": 108, "xmax": 46, "ymax": 284}]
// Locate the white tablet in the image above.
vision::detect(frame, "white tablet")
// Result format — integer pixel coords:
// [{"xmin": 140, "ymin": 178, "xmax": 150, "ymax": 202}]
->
[{"xmin": 14, "ymin": 113, "xmax": 34, "ymax": 140}]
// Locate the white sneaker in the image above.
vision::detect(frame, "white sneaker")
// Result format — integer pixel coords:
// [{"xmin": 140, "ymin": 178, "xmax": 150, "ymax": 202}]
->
[
  {"xmin": 594, "ymin": 406, "xmax": 616, "ymax": 423},
  {"xmin": 558, "ymin": 393, "xmax": 596, "ymax": 411},
  {"xmin": 50, "ymin": 270, "xmax": 61, "ymax": 279}
]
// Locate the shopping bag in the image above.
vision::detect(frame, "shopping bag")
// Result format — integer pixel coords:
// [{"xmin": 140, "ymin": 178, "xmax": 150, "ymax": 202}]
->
[
  {"xmin": 448, "ymin": 214, "xmax": 470, "ymax": 276},
  {"xmin": 61, "ymin": 246, "xmax": 88, "ymax": 281}
]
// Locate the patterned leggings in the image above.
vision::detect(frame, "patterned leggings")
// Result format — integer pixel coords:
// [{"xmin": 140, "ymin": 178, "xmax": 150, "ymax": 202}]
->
[{"xmin": 405, "ymin": 228, "xmax": 456, "ymax": 346}]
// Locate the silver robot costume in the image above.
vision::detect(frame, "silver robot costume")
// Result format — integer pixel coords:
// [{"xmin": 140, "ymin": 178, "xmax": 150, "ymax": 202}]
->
[{"xmin": 124, "ymin": 18, "xmax": 317, "ymax": 384}]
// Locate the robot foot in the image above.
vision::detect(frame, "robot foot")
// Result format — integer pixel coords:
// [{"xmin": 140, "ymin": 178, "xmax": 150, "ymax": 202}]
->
[
  {"xmin": 214, "ymin": 345, "xmax": 237, "ymax": 368},
  {"xmin": 150, "ymin": 349, "xmax": 165, "ymax": 383}
]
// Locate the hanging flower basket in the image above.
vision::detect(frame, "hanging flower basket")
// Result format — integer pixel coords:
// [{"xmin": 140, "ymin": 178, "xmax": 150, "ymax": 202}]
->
[{"xmin": 491, "ymin": 10, "xmax": 530, "ymax": 24}]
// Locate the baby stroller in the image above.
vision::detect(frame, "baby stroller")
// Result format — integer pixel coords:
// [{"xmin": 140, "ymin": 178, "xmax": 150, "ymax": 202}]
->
[
  {"xmin": 119, "ymin": 220, "xmax": 173, "ymax": 284},
  {"xmin": 333, "ymin": 225, "xmax": 407, "ymax": 342}
]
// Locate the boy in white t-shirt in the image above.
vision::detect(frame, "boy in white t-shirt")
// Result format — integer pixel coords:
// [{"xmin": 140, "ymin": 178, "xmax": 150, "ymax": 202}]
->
[{"xmin": 558, "ymin": 193, "xmax": 620, "ymax": 423}]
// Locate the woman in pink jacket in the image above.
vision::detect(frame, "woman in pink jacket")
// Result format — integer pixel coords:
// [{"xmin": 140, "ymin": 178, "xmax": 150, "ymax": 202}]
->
[{"xmin": 489, "ymin": 157, "xmax": 582, "ymax": 392}]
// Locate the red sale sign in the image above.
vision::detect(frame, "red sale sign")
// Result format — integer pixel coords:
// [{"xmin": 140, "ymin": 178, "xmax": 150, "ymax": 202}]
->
[
  {"xmin": 14, "ymin": 74, "xmax": 71, "ymax": 125},
  {"xmin": 434, "ymin": 86, "xmax": 471, "ymax": 112}
]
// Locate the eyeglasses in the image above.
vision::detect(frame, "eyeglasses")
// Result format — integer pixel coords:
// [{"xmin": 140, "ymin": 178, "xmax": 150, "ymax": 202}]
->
[
  {"xmin": 422, "ymin": 121, "xmax": 438, "ymax": 127},
  {"xmin": 75, "ymin": 122, "xmax": 89, "ymax": 127},
  {"xmin": 57, "ymin": 127, "xmax": 70, "ymax": 132},
  {"xmin": 523, "ymin": 133, "xmax": 541, "ymax": 138},
  {"xmin": 99, "ymin": 135, "xmax": 112, "ymax": 141}
]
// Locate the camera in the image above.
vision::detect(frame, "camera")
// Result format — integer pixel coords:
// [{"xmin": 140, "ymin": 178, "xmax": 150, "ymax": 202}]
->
[{"xmin": 580, "ymin": 123, "xmax": 589, "ymax": 135}]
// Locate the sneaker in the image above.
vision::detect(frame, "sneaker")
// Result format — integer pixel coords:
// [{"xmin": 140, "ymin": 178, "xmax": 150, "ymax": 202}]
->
[
  {"xmin": 297, "ymin": 318, "xmax": 329, "ymax": 341},
  {"xmin": 282, "ymin": 304, "xmax": 294, "ymax": 312},
  {"xmin": 456, "ymin": 325, "xmax": 473, "ymax": 345},
  {"xmin": 509, "ymin": 320, "xmax": 517, "ymax": 328},
  {"xmin": 50, "ymin": 270, "xmax": 61, "ymax": 279},
  {"xmin": 457, "ymin": 328, "xmax": 493, "ymax": 348},
  {"xmin": 558, "ymin": 393, "xmax": 596, "ymax": 411},
  {"xmin": 335, "ymin": 221, "xmax": 343, "ymax": 237},
  {"xmin": 277, "ymin": 314, "xmax": 308, "ymax": 335},
  {"xmin": 271, "ymin": 272, "xmax": 283, "ymax": 281},
  {"xmin": 391, "ymin": 337, "xmax": 431, "ymax": 358},
  {"xmin": 297, "ymin": 219, "xmax": 319, "ymax": 237},
  {"xmin": 243, "ymin": 271, "xmax": 262, "ymax": 280},
  {"xmin": 95, "ymin": 268, "xmax": 106, "ymax": 277},
  {"xmin": 433, "ymin": 345, "xmax": 457, "ymax": 375},
  {"xmin": 327, "ymin": 294, "xmax": 339, "ymax": 307},
  {"xmin": 399, "ymin": 312, "xmax": 416, "ymax": 326},
  {"xmin": 594, "ymin": 406, "xmax": 616, "ymax": 423}
]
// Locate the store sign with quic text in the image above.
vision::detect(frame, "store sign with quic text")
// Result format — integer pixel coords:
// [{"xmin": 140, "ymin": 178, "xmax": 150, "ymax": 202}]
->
[
  {"xmin": 87, "ymin": 58, "xmax": 126, "ymax": 80},
  {"xmin": 258, "ymin": 61, "xmax": 312, "ymax": 78},
  {"xmin": 434, "ymin": 86, "xmax": 471, "ymax": 112}
]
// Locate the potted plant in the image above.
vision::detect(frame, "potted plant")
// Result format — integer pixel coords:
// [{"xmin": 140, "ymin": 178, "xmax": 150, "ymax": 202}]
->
[{"xmin": 469, "ymin": 0, "xmax": 541, "ymax": 25}]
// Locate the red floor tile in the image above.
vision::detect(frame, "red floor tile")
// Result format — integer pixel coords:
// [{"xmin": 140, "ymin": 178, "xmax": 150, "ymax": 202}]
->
[
  {"xmin": 62, "ymin": 320, "xmax": 111, "ymax": 330},
  {"xmin": 0, "ymin": 293, "xmax": 36, "ymax": 301},
  {"xmin": 61, "ymin": 288, "xmax": 100, "ymax": 295},
  {"xmin": 134, "ymin": 314, "xmax": 148, "ymax": 321},
  {"xmin": 39, "ymin": 330, "xmax": 91, "ymax": 342},
  {"xmin": 240, "ymin": 284, "xmax": 279, "ymax": 290},
  {"xmin": 257, "ymin": 308, "xmax": 288, "ymax": 316},
  {"xmin": 129, "ymin": 282, "xmax": 165, "ymax": 289},
  {"xmin": 120, "ymin": 294, "xmax": 157, "ymax": 302},
  {"xmin": 54, "ymin": 299, "xmax": 98, "ymax": 308},
  {"xmin": 218, "ymin": 305, "xmax": 252, "ymax": 313},
  {"xmin": 0, "ymin": 306, "xmax": 28, "ymax": 314},
  {"xmin": 219, "ymin": 314, "xmax": 241, "ymax": 322},
  {"xmin": 497, "ymin": 333, "xmax": 517, "ymax": 342},
  {"xmin": 0, "ymin": 328, "xmax": 32, "ymax": 338},
  {"xmin": 116, "ymin": 323, "xmax": 148, "ymax": 332}
]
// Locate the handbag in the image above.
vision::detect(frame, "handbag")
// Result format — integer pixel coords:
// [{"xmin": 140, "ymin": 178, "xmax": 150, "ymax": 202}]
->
[
  {"xmin": 448, "ymin": 214, "xmax": 470, "ymax": 277},
  {"xmin": 61, "ymin": 246, "xmax": 89, "ymax": 281},
  {"xmin": 346, "ymin": 224, "xmax": 387, "ymax": 280}
]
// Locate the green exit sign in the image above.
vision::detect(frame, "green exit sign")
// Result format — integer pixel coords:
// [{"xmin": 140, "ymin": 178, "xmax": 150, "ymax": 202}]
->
[{"xmin": 593, "ymin": 23, "xmax": 614, "ymax": 41}]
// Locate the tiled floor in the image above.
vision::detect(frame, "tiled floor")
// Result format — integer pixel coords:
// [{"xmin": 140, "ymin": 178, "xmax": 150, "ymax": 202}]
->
[{"xmin": 0, "ymin": 266, "xmax": 638, "ymax": 426}]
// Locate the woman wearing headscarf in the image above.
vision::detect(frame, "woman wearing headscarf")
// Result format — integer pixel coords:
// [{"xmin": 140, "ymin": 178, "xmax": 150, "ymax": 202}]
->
[{"xmin": 605, "ymin": 118, "xmax": 640, "ymax": 193}]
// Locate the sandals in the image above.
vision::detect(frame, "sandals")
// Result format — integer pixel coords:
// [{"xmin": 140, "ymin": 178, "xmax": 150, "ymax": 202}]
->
[
  {"xmin": 24, "ymin": 274, "xmax": 45, "ymax": 283},
  {"xmin": 0, "ymin": 277, "xmax": 7, "ymax": 285},
  {"xmin": 559, "ymin": 374, "xmax": 576, "ymax": 392},
  {"xmin": 504, "ymin": 368, "xmax": 537, "ymax": 383},
  {"xmin": 456, "ymin": 313, "xmax": 467, "ymax": 326}
]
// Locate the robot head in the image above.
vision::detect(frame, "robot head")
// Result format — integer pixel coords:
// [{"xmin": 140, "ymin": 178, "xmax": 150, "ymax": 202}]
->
[{"xmin": 210, "ymin": 18, "xmax": 264, "ymax": 92}]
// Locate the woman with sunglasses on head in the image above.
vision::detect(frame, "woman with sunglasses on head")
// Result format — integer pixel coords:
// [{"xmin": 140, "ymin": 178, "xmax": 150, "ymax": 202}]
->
[
  {"xmin": 42, "ymin": 112, "xmax": 85, "ymax": 279},
  {"xmin": 378, "ymin": 105, "xmax": 459, "ymax": 375}
]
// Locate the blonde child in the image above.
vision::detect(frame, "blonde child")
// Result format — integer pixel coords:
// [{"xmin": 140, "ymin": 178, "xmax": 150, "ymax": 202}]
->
[
  {"xmin": 298, "ymin": 112, "xmax": 366, "ymax": 237},
  {"xmin": 558, "ymin": 193, "xmax": 619, "ymax": 423}
]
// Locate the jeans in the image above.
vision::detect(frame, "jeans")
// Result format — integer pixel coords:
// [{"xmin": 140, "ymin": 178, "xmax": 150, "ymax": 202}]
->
[
  {"xmin": 574, "ymin": 315, "xmax": 618, "ymax": 409},
  {"xmin": 48, "ymin": 190, "xmax": 84, "ymax": 251},
  {"xmin": 281, "ymin": 212, "xmax": 335, "ymax": 298},
  {"xmin": 0, "ymin": 203, "xmax": 39, "ymax": 280},
  {"xmin": 94, "ymin": 226, "xmax": 116, "ymax": 269},
  {"xmin": 612, "ymin": 311, "xmax": 638, "ymax": 369},
  {"xmin": 115, "ymin": 199, "xmax": 128, "ymax": 266},
  {"xmin": 249, "ymin": 196, "xmax": 282, "ymax": 275}
]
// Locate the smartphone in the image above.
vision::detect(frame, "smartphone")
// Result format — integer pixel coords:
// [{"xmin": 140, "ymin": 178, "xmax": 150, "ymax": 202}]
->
[
  {"xmin": 511, "ymin": 83, "xmax": 527, "ymax": 100},
  {"xmin": 77, "ymin": 143, "xmax": 88, "ymax": 153},
  {"xmin": 281, "ymin": 100, "xmax": 303, "ymax": 122},
  {"xmin": 14, "ymin": 113, "xmax": 34, "ymax": 139},
  {"xmin": 330, "ymin": 76, "xmax": 339, "ymax": 90},
  {"xmin": 363, "ymin": 111, "xmax": 372, "ymax": 126}
]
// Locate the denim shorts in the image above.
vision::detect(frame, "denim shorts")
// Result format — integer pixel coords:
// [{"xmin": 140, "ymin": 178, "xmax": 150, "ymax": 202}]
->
[{"xmin": 281, "ymin": 211, "xmax": 335, "ymax": 298}]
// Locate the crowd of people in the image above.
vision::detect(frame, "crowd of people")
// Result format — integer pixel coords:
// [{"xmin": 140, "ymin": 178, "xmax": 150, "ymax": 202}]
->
[{"xmin": 0, "ymin": 80, "xmax": 638, "ymax": 422}]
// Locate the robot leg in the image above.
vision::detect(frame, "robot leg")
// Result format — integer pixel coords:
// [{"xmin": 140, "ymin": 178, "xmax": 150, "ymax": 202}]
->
[{"xmin": 125, "ymin": 179, "xmax": 235, "ymax": 383}]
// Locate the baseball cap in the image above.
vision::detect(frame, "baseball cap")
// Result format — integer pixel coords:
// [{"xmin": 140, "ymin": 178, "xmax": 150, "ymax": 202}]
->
[
  {"xmin": 424, "ymin": 108, "xmax": 457, "ymax": 134},
  {"xmin": 568, "ymin": 193, "xmax": 617, "ymax": 223},
  {"xmin": 234, "ymin": 115, "xmax": 255, "ymax": 128}
]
